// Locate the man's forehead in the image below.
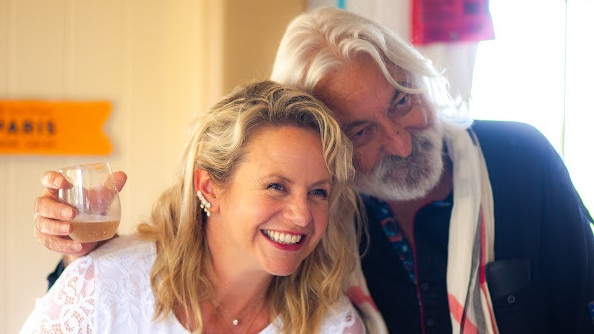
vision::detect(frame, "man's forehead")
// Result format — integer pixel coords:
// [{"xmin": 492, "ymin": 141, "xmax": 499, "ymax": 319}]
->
[{"xmin": 315, "ymin": 78, "xmax": 398, "ymax": 118}]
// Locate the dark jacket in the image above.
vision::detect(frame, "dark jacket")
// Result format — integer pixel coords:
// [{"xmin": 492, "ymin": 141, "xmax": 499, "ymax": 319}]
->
[{"xmin": 361, "ymin": 120, "xmax": 594, "ymax": 333}]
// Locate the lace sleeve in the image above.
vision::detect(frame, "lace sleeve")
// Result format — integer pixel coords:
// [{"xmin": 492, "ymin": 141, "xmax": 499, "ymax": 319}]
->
[
  {"xmin": 339, "ymin": 304, "xmax": 367, "ymax": 334},
  {"xmin": 318, "ymin": 296, "xmax": 367, "ymax": 334},
  {"xmin": 20, "ymin": 257, "xmax": 97, "ymax": 334}
]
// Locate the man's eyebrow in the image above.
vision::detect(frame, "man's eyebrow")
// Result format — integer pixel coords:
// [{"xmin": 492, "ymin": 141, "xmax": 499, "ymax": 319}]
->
[
  {"xmin": 342, "ymin": 81, "xmax": 412, "ymax": 133},
  {"xmin": 342, "ymin": 120, "xmax": 368, "ymax": 133},
  {"xmin": 389, "ymin": 88, "xmax": 403, "ymax": 105},
  {"xmin": 390, "ymin": 81, "xmax": 412, "ymax": 101},
  {"xmin": 387, "ymin": 81, "xmax": 415, "ymax": 108}
]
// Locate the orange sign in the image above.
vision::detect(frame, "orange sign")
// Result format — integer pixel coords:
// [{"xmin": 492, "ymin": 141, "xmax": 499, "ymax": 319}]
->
[{"xmin": 0, "ymin": 100, "xmax": 113, "ymax": 155}]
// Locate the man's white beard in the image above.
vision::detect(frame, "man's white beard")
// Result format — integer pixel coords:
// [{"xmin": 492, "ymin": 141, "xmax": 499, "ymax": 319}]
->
[{"xmin": 355, "ymin": 125, "xmax": 444, "ymax": 201}]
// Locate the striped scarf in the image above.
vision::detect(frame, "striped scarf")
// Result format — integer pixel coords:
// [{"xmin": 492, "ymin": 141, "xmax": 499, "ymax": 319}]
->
[{"xmin": 444, "ymin": 121, "xmax": 498, "ymax": 333}]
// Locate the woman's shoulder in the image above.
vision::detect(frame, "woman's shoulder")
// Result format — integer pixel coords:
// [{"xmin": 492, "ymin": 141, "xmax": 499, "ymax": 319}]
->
[
  {"xmin": 22, "ymin": 234, "xmax": 182, "ymax": 333},
  {"xmin": 59, "ymin": 234, "xmax": 156, "ymax": 293},
  {"xmin": 78, "ymin": 234, "xmax": 156, "ymax": 279},
  {"xmin": 317, "ymin": 295, "xmax": 367, "ymax": 333},
  {"xmin": 66, "ymin": 235, "xmax": 165, "ymax": 331},
  {"xmin": 92, "ymin": 234, "xmax": 155, "ymax": 257},
  {"xmin": 258, "ymin": 296, "xmax": 367, "ymax": 334}
]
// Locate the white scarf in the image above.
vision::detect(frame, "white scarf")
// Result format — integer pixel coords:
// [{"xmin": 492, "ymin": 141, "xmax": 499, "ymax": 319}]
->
[
  {"xmin": 349, "ymin": 121, "xmax": 498, "ymax": 334},
  {"xmin": 444, "ymin": 121, "xmax": 498, "ymax": 333}
]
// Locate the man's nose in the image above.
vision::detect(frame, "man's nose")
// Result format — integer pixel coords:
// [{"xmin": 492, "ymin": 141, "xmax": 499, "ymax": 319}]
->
[
  {"xmin": 381, "ymin": 98, "xmax": 431, "ymax": 157},
  {"xmin": 380, "ymin": 123, "xmax": 413, "ymax": 157}
]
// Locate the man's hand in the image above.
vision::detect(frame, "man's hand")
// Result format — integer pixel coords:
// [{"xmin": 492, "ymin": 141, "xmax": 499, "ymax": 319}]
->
[{"xmin": 33, "ymin": 170, "xmax": 127, "ymax": 264}]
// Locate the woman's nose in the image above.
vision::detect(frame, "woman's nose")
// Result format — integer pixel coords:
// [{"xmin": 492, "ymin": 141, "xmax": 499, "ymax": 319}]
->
[{"xmin": 284, "ymin": 196, "xmax": 312, "ymax": 227}]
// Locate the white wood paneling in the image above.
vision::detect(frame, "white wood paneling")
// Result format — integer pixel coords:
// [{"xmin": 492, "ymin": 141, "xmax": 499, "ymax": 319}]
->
[{"xmin": 0, "ymin": 0, "xmax": 223, "ymax": 332}]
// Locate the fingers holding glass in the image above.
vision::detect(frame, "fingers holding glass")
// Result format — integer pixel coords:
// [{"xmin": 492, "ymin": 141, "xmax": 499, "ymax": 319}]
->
[{"xmin": 57, "ymin": 163, "xmax": 121, "ymax": 243}]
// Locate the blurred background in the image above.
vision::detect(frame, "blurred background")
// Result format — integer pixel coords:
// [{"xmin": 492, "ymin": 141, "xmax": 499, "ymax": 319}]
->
[{"xmin": 1, "ymin": 0, "xmax": 592, "ymax": 332}]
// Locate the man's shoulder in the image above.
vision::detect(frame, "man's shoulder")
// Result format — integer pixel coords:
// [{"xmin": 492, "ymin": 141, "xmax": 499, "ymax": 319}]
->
[
  {"xmin": 470, "ymin": 120, "xmax": 555, "ymax": 160},
  {"xmin": 471, "ymin": 120, "xmax": 548, "ymax": 146}
]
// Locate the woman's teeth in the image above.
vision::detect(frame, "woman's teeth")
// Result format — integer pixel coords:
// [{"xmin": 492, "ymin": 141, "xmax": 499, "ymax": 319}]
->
[{"xmin": 264, "ymin": 230, "xmax": 302, "ymax": 244}]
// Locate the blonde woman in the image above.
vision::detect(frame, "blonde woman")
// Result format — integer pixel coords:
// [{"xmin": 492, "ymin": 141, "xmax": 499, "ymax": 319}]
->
[{"xmin": 23, "ymin": 81, "xmax": 366, "ymax": 333}]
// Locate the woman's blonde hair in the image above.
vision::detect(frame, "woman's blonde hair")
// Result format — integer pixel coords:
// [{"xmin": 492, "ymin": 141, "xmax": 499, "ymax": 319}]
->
[{"xmin": 137, "ymin": 80, "xmax": 361, "ymax": 333}]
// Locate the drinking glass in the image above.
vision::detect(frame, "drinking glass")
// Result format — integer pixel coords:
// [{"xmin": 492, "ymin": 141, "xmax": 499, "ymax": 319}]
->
[{"xmin": 58, "ymin": 162, "xmax": 121, "ymax": 242}]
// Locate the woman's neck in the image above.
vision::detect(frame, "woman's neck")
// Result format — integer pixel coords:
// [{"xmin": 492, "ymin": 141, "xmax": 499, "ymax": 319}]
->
[
  {"xmin": 211, "ymin": 267, "xmax": 272, "ymax": 316},
  {"xmin": 209, "ymin": 244, "xmax": 273, "ymax": 303},
  {"xmin": 177, "ymin": 260, "xmax": 274, "ymax": 333}
]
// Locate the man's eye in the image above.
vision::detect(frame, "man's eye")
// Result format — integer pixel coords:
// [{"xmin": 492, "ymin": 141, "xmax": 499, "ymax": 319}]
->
[
  {"xmin": 351, "ymin": 128, "xmax": 365, "ymax": 138},
  {"xmin": 348, "ymin": 125, "xmax": 375, "ymax": 147},
  {"xmin": 397, "ymin": 94, "xmax": 409, "ymax": 105},
  {"xmin": 391, "ymin": 93, "xmax": 413, "ymax": 115}
]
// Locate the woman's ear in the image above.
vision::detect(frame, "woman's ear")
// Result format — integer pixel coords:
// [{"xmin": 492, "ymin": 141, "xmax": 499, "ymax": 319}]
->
[{"xmin": 193, "ymin": 169, "xmax": 219, "ymax": 214}]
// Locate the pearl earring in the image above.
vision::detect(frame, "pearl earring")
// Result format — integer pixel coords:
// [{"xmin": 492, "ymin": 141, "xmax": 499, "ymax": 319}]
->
[{"xmin": 197, "ymin": 190, "xmax": 211, "ymax": 217}]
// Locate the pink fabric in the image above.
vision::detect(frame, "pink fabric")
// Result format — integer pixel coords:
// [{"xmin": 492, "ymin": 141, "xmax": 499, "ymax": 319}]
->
[{"xmin": 412, "ymin": 0, "xmax": 495, "ymax": 45}]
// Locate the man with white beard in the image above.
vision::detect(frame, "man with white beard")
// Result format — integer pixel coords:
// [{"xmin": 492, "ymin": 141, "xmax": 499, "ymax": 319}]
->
[{"xmin": 270, "ymin": 7, "xmax": 594, "ymax": 334}]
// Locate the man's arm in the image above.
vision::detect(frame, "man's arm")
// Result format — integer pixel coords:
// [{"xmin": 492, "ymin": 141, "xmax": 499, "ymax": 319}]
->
[{"xmin": 46, "ymin": 259, "xmax": 65, "ymax": 290}]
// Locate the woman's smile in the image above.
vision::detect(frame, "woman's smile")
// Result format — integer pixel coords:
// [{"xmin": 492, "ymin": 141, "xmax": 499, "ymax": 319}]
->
[{"xmin": 262, "ymin": 229, "xmax": 304, "ymax": 245}]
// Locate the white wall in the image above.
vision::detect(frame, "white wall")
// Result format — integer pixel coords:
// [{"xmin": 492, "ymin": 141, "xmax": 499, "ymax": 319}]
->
[
  {"xmin": 562, "ymin": 0, "xmax": 594, "ymax": 214},
  {"xmin": 313, "ymin": 1, "xmax": 593, "ymax": 214},
  {"xmin": 470, "ymin": 0, "xmax": 594, "ymax": 213},
  {"xmin": 0, "ymin": 1, "xmax": 223, "ymax": 332}
]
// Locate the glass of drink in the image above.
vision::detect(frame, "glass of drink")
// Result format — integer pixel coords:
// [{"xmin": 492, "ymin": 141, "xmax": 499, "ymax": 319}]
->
[{"xmin": 58, "ymin": 162, "xmax": 121, "ymax": 242}]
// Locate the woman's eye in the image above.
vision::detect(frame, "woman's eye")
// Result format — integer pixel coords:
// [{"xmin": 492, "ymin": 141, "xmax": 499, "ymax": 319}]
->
[
  {"xmin": 310, "ymin": 188, "xmax": 329, "ymax": 199},
  {"xmin": 267, "ymin": 183, "xmax": 285, "ymax": 192}
]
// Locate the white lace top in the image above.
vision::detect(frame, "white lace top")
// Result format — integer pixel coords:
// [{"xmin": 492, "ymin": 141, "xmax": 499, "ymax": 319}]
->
[{"xmin": 20, "ymin": 235, "xmax": 365, "ymax": 334}]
